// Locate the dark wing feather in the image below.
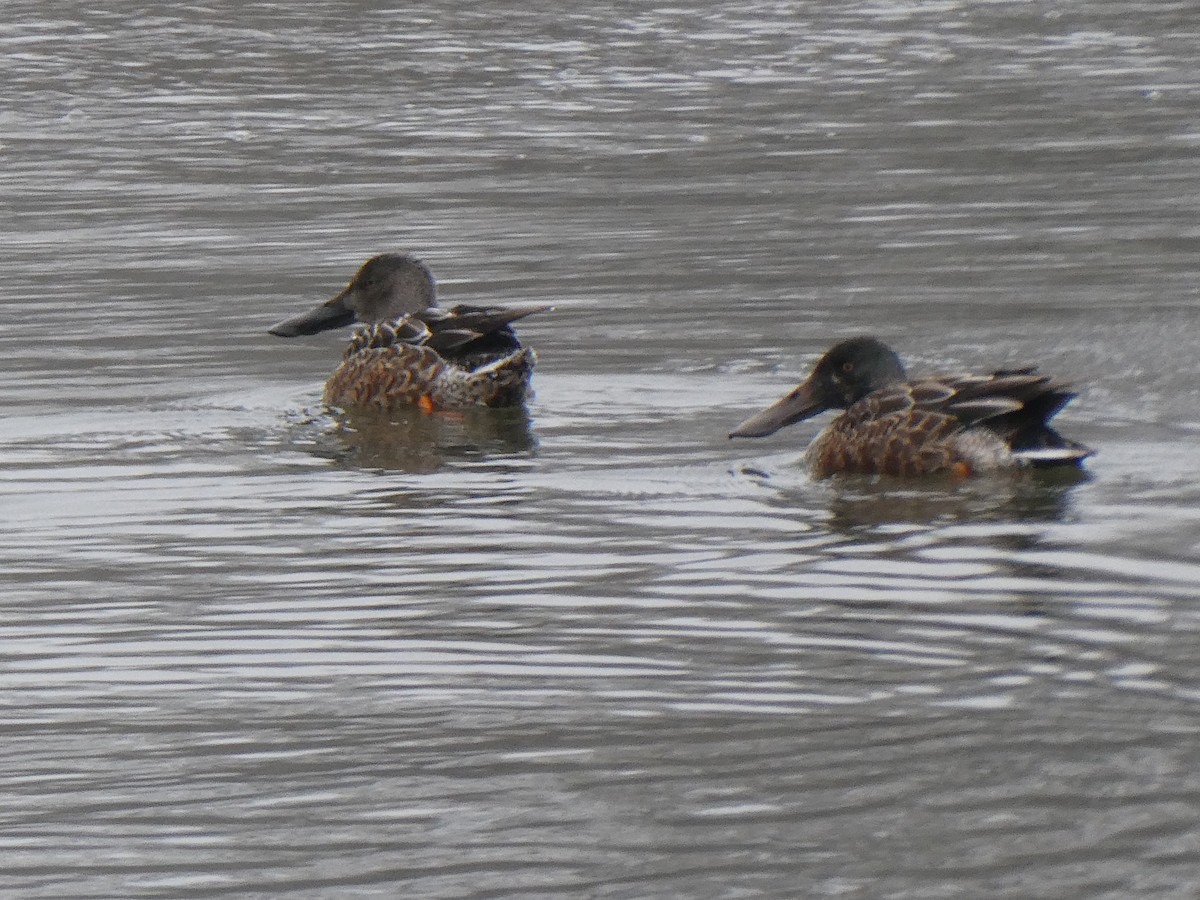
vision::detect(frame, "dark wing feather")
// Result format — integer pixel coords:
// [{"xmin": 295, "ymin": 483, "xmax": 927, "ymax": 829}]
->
[
  {"xmin": 417, "ymin": 304, "xmax": 550, "ymax": 356},
  {"xmin": 946, "ymin": 396, "xmax": 1026, "ymax": 425},
  {"xmin": 903, "ymin": 371, "xmax": 1060, "ymax": 426},
  {"xmin": 906, "ymin": 369, "xmax": 1090, "ymax": 462},
  {"xmin": 426, "ymin": 328, "xmax": 487, "ymax": 353}
]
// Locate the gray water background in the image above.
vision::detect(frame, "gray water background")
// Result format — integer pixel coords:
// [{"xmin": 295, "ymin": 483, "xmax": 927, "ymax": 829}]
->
[{"xmin": 3, "ymin": 2, "xmax": 1200, "ymax": 897}]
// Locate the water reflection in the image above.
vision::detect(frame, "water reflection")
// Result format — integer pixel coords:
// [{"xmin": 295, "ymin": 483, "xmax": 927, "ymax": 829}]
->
[
  {"xmin": 743, "ymin": 458, "xmax": 1088, "ymax": 529},
  {"xmin": 301, "ymin": 404, "xmax": 536, "ymax": 473},
  {"xmin": 824, "ymin": 470, "xmax": 1089, "ymax": 529},
  {"xmin": 6, "ymin": 0, "xmax": 1200, "ymax": 896}
]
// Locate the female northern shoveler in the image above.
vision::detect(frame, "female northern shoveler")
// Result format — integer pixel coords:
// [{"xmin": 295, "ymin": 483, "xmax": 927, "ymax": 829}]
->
[
  {"xmin": 269, "ymin": 253, "xmax": 548, "ymax": 411},
  {"xmin": 729, "ymin": 336, "xmax": 1093, "ymax": 478}
]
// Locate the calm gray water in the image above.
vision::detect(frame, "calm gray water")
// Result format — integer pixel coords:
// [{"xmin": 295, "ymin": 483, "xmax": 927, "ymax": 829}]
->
[{"xmin": 3, "ymin": 2, "xmax": 1200, "ymax": 897}]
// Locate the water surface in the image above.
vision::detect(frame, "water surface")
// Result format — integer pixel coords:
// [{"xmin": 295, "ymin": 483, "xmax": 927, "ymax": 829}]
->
[{"xmin": 3, "ymin": 2, "xmax": 1200, "ymax": 897}]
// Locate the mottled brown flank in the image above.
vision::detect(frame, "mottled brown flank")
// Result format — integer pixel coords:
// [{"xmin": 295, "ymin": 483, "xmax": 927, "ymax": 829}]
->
[
  {"xmin": 323, "ymin": 345, "xmax": 446, "ymax": 409},
  {"xmin": 809, "ymin": 407, "xmax": 970, "ymax": 477},
  {"xmin": 323, "ymin": 340, "xmax": 535, "ymax": 411}
]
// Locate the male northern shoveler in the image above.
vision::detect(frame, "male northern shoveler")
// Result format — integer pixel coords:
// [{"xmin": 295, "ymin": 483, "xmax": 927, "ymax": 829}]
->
[
  {"xmin": 729, "ymin": 336, "xmax": 1093, "ymax": 478},
  {"xmin": 269, "ymin": 253, "xmax": 548, "ymax": 411}
]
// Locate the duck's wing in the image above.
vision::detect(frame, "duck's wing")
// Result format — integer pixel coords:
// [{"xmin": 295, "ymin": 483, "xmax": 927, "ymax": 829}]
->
[
  {"xmin": 910, "ymin": 369, "xmax": 1092, "ymax": 465},
  {"xmin": 841, "ymin": 368, "xmax": 1069, "ymax": 429},
  {"xmin": 416, "ymin": 304, "xmax": 551, "ymax": 354},
  {"xmin": 900, "ymin": 369, "xmax": 1074, "ymax": 427}
]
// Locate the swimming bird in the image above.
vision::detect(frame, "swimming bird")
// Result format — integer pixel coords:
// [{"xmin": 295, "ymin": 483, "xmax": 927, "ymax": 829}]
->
[
  {"xmin": 729, "ymin": 336, "xmax": 1093, "ymax": 477},
  {"xmin": 269, "ymin": 253, "xmax": 548, "ymax": 411}
]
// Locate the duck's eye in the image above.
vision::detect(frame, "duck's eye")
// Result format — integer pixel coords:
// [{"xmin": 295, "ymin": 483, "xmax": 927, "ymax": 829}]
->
[{"xmin": 841, "ymin": 361, "xmax": 854, "ymax": 374}]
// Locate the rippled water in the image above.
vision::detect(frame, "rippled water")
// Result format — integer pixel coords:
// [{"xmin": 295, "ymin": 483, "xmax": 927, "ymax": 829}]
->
[{"xmin": 4, "ymin": 2, "xmax": 1200, "ymax": 897}]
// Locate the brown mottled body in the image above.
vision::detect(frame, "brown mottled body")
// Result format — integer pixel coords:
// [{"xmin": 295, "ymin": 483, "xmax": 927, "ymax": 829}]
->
[
  {"xmin": 807, "ymin": 404, "xmax": 1002, "ymax": 477},
  {"xmin": 324, "ymin": 342, "xmax": 535, "ymax": 411}
]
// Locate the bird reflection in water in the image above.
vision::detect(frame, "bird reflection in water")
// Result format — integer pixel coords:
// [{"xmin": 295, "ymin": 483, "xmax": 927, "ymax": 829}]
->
[
  {"xmin": 742, "ymin": 462, "xmax": 1089, "ymax": 530},
  {"xmin": 821, "ymin": 467, "xmax": 1089, "ymax": 530},
  {"xmin": 307, "ymin": 404, "xmax": 536, "ymax": 474}
]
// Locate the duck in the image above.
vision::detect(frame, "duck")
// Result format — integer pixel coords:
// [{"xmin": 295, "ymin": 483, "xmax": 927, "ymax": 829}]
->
[
  {"xmin": 729, "ymin": 336, "xmax": 1093, "ymax": 478},
  {"xmin": 269, "ymin": 253, "xmax": 548, "ymax": 411}
]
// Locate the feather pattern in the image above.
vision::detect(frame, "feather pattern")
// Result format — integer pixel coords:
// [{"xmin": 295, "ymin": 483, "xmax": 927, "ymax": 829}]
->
[
  {"xmin": 329, "ymin": 304, "xmax": 547, "ymax": 410},
  {"xmin": 730, "ymin": 336, "xmax": 1093, "ymax": 478}
]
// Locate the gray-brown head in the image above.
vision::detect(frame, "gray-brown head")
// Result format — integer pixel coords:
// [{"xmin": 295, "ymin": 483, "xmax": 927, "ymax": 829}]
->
[
  {"xmin": 729, "ymin": 336, "xmax": 907, "ymax": 438},
  {"xmin": 269, "ymin": 253, "xmax": 437, "ymax": 338}
]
